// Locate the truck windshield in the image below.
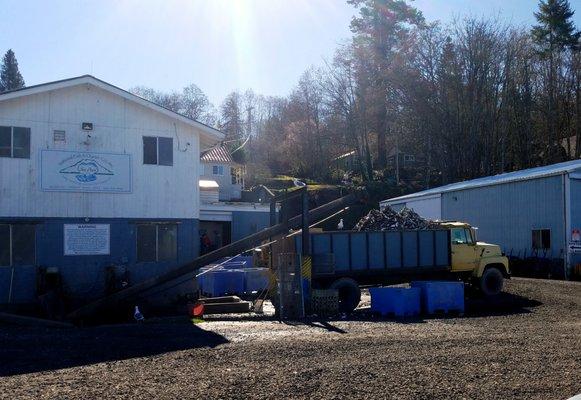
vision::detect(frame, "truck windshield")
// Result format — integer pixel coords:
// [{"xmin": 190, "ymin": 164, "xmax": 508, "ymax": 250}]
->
[
  {"xmin": 451, "ymin": 228, "xmax": 468, "ymax": 244},
  {"xmin": 464, "ymin": 228, "xmax": 474, "ymax": 244}
]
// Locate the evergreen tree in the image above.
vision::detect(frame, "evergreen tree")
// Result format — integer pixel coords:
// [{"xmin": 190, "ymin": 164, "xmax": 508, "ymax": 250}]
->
[
  {"xmin": 532, "ymin": 0, "xmax": 579, "ymax": 54},
  {"xmin": 220, "ymin": 92, "xmax": 244, "ymax": 142},
  {"xmin": 531, "ymin": 0, "xmax": 579, "ymax": 159},
  {"xmin": 0, "ymin": 49, "xmax": 25, "ymax": 92},
  {"xmin": 348, "ymin": 0, "xmax": 424, "ymax": 169}
]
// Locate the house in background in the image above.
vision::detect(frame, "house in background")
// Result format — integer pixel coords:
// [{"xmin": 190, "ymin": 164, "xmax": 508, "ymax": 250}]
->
[
  {"xmin": 387, "ymin": 149, "xmax": 422, "ymax": 169},
  {"xmin": 200, "ymin": 145, "xmax": 244, "ymax": 201},
  {"xmin": 199, "ymin": 145, "xmax": 272, "ymax": 254}
]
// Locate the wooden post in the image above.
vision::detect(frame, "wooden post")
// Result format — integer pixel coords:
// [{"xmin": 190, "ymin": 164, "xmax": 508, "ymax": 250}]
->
[{"xmin": 301, "ymin": 189, "xmax": 310, "ymax": 257}]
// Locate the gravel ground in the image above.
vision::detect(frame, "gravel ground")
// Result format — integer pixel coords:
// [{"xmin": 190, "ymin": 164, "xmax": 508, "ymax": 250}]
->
[{"xmin": 1, "ymin": 278, "xmax": 580, "ymax": 399}]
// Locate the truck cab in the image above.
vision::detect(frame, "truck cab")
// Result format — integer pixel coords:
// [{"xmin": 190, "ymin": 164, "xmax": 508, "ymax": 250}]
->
[{"xmin": 440, "ymin": 222, "xmax": 510, "ymax": 295}]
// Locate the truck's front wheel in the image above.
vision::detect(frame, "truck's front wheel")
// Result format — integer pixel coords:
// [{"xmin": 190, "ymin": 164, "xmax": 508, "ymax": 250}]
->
[
  {"xmin": 329, "ymin": 278, "xmax": 361, "ymax": 313},
  {"xmin": 479, "ymin": 267, "xmax": 504, "ymax": 296}
]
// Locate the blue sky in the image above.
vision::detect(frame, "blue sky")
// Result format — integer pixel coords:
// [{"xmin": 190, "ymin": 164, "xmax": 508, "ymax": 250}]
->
[{"xmin": 1, "ymin": 0, "xmax": 579, "ymax": 106}]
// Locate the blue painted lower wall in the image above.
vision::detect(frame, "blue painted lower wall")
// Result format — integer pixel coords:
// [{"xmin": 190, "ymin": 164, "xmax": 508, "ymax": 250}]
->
[
  {"xmin": 0, "ymin": 217, "xmax": 199, "ymax": 306},
  {"xmin": 231, "ymin": 211, "xmax": 271, "ymax": 242}
]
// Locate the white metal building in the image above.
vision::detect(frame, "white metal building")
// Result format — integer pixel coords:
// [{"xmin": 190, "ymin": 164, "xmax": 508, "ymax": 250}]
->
[
  {"xmin": 381, "ymin": 161, "xmax": 581, "ymax": 277},
  {"xmin": 0, "ymin": 75, "xmax": 223, "ymax": 307}
]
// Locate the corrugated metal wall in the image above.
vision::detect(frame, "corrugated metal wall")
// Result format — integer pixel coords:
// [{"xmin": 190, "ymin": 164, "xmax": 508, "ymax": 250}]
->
[
  {"xmin": 442, "ymin": 175, "xmax": 565, "ymax": 259},
  {"xmin": 401, "ymin": 196, "xmax": 441, "ymax": 220}
]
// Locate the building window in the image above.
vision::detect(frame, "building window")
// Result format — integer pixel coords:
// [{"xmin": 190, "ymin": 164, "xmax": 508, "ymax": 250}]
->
[
  {"xmin": 212, "ymin": 165, "xmax": 224, "ymax": 176},
  {"xmin": 0, "ymin": 126, "xmax": 31, "ymax": 159},
  {"xmin": 143, "ymin": 136, "xmax": 173, "ymax": 166},
  {"xmin": 136, "ymin": 223, "xmax": 177, "ymax": 262},
  {"xmin": 404, "ymin": 154, "xmax": 415, "ymax": 162},
  {"xmin": 0, "ymin": 224, "xmax": 36, "ymax": 266},
  {"xmin": 532, "ymin": 229, "xmax": 551, "ymax": 250},
  {"xmin": 53, "ymin": 130, "xmax": 66, "ymax": 143}
]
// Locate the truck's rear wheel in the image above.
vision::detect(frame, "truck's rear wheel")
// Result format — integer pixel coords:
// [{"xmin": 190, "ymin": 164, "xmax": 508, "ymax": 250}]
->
[
  {"xmin": 480, "ymin": 267, "xmax": 504, "ymax": 296},
  {"xmin": 329, "ymin": 278, "xmax": 361, "ymax": 313}
]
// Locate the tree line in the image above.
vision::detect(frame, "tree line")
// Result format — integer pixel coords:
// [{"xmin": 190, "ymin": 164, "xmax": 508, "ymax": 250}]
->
[
  {"xmin": 134, "ymin": 0, "xmax": 579, "ymax": 188},
  {"xmin": 242, "ymin": 0, "xmax": 580, "ymax": 186},
  {"xmin": 3, "ymin": 0, "xmax": 579, "ymax": 190}
]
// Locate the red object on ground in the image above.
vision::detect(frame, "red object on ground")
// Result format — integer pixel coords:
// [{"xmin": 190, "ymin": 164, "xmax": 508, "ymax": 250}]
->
[{"xmin": 188, "ymin": 302, "xmax": 204, "ymax": 317}]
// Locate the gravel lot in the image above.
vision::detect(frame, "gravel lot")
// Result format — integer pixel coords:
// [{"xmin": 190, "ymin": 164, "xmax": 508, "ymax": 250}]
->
[{"xmin": 1, "ymin": 278, "xmax": 580, "ymax": 399}]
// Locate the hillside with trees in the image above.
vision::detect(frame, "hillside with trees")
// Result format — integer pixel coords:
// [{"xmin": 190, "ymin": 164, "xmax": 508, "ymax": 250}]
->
[{"xmin": 128, "ymin": 0, "xmax": 579, "ymax": 195}]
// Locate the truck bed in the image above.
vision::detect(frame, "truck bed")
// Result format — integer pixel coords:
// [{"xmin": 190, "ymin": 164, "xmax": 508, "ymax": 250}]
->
[{"xmin": 295, "ymin": 229, "xmax": 452, "ymax": 285}]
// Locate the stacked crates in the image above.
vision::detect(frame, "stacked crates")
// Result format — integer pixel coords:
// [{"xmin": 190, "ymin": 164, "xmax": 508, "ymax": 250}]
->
[{"xmin": 311, "ymin": 289, "xmax": 339, "ymax": 317}]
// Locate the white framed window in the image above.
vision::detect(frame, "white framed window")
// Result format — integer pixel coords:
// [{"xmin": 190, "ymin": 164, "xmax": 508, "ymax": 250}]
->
[
  {"xmin": 212, "ymin": 165, "xmax": 224, "ymax": 176},
  {"xmin": 143, "ymin": 136, "xmax": 173, "ymax": 166},
  {"xmin": 53, "ymin": 130, "xmax": 66, "ymax": 143},
  {"xmin": 136, "ymin": 223, "xmax": 177, "ymax": 262},
  {"xmin": 0, "ymin": 126, "xmax": 31, "ymax": 159}
]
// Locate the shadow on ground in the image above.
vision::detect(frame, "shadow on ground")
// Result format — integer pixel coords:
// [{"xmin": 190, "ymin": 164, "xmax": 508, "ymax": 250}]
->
[
  {"xmin": 350, "ymin": 291, "xmax": 542, "ymax": 321},
  {"xmin": 463, "ymin": 291, "xmax": 542, "ymax": 317},
  {"xmin": 283, "ymin": 319, "xmax": 348, "ymax": 333},
  {"xmin": 0, "ymin": 321, "xmax": 228, "ymax": 377}
]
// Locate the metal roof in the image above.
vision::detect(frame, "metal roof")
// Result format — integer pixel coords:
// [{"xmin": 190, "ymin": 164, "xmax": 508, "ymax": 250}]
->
[
  {"xmin": 200, "ymin": 145, "xmax": 236, "ymax": 164},
  {"xmin": 0, "ymin": 75, "xmax": 224, "ymax": 142},
  {"xmin": 383, "ymin": 159, "xmax": 581, "ymax": 204},
  {"xmin": 199, "ymin": 180, "xmax": 219, "ymax": 189}
]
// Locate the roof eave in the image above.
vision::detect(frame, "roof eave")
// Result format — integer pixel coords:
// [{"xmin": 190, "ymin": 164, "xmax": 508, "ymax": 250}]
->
[
  {"xmin": 0, "ymin": 75, "xmax": 225, "ymax": 142},
  {"xmin": 383, "ymin": 164, "xmax": 581, "ymax": 203}
]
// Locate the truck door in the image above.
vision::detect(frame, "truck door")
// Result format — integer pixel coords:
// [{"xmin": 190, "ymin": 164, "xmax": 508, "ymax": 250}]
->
[{"xmin": 450, "ymin": 228, "xmax": 477, "ymax": 272}]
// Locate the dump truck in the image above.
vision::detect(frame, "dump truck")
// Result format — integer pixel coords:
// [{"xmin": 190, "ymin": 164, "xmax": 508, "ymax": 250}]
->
[{"xmin": 293, "ymin": 221, "xmax": 510, "ymax": 312}]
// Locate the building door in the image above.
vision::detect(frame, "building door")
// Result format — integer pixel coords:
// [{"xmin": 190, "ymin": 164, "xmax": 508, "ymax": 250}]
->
[
  {"xmin": 199, "ymin": 221, "xmax": 232, "ymax": 255},
  {"xmin": 450, "ymin": 227, "xmax": 477, "ymax": 272}
]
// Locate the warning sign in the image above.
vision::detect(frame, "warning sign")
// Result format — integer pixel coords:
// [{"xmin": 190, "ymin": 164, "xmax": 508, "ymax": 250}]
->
[{"xmin": 64, "ymin": 224, "xmax": 110, "ymax": 255}]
